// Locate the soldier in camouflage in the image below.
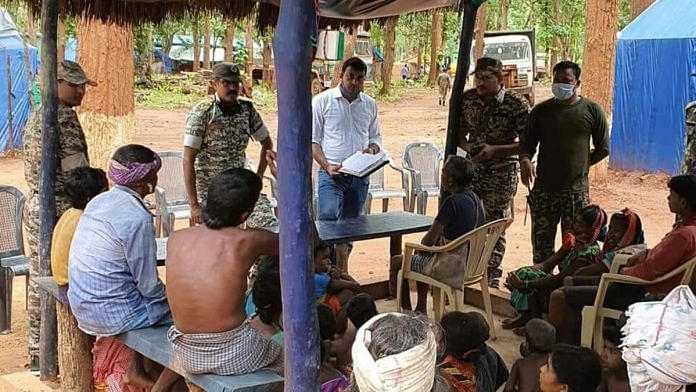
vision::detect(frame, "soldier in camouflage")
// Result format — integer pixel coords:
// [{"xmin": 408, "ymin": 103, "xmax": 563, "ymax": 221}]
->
[
  {"xmin": 183, "ymin": 63, "xmax": 277, "ymax": 229},
  {"xmin": 459, "ymin": 57, "xmax": 530, "ymax": 288},
  {"xmin": 682, "ymin": 101, "xmax": 696, "ymax": 175},
  {"xmin": 22, "ymin": 60, "xmax": 95, "ymax": 369}
]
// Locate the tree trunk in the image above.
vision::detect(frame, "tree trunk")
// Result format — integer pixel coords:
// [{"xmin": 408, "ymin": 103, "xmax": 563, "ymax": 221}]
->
[
  {"xmin": 631, "ymin": 0, "xmax": 654, "ymax": 19},
  {"xmin": 550, "ymin": 0, "xmax": 561, "ymax": 71},
  {"xmin": 380, "ymin": 17, "xmax": 397, "ymax": 95},
  {"xmin": 245, "ymin": 18, "xmax": 254, "ymax": 75},
  {"xmin": 416, "ymin": 45, "xmax": 423, "ymax": 72},
  {"xmin": 57, "ymin": 16, "xmax": 65, "ymax": 62},
  {"xmin": 192, "ymin": 23, "xmax": 200, "ymax": 71},
  {"xmin": 57, "ymin": 302, "xmax": 94, "ymax": 391},
  {"xmin": 224, "ymin": 21, "xmax": 235, "ymax": 62},
  {"xmin": 428, "ymin": 11, "xmax": 442, "ymax": 86},
  {"xmin": 474, "ymin": 3, "xmax": 488, "ymax": 60},
  {"xmin": 498, "ymin": 0, "xmax": 510, "ymax": 30},
  {"xmin": 27, "ymin": 11, "xmax": 36, "ymax": 46},
  {"xmin": 203, "ymin": 18, "xmax": 211, "ymax": 69},
  {"xmin": 262, "ymin": 38, "xmax": 272, "ymax": 87},
  {"xmin": 77, "ymin": 16, "xmax": 135, "ymax": 170},
  {"xmin": 331, "ymin": 29, "xmax": 357, "ymax": 87},
  {"xmin": 583, "ymin": 0, "xmax": 619, "ymax": 186}
]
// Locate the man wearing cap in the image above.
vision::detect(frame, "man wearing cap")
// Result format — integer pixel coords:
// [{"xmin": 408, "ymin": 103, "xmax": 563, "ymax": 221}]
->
[
  {"xmin": 22, "ymin": 59, "xmax": 96, "ymax": 369},
  {"xmin": 519, "ymin": 61, "xmax": 609, "ymax": 263},
  {"xmin": 184, "ymin": 62, "xmax": 276, "ymax": 228},
  {"xmin": 458, "ymin": 57, "xmax": 530, "ymax": 288}
]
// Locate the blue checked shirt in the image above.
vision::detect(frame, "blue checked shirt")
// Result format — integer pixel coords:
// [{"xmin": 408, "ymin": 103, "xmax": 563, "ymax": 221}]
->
[{"xmin": 68, "ymin": 185, "xmax": 169, "ymax": 336}]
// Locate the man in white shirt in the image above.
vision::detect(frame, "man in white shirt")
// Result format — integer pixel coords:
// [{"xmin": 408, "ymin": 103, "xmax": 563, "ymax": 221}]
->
[{"xmin": 312, "ymin": 57, "xmax": 382, "ymax": 222}]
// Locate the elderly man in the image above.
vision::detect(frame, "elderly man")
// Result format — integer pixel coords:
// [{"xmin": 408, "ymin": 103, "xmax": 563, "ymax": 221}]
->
[
  {"xmin": 184, "ymin": 62, "xmax": 277, "ymax": 229},
  {"xmin": 166, "ymin": 168, "xmax": 281, "ymax": 375},
  {"xmin": 22, "ymin": 59, "xmax": 95, "ymax": 369},
  {"xmin": 68, "ymin": 144, "xmax": 177, "ymax": 390},
  {"xmin": 520, "ymin": 61, "xmax": 609, "ymax": 263},
  {"xmin": 459, "ymin": 57, "xmax": 530, "ymax": 288}
]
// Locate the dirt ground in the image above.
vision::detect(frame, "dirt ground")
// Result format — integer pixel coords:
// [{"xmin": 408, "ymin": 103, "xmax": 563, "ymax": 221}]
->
[{"xmin": 0, "ymin": 86, "xmax": 675, "ymax": 375}]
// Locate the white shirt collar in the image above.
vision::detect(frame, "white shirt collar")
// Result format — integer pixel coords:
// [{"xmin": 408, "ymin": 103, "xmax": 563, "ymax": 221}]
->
[
  {"xmin": 495, "ymin": 86, "xmax": 506, "ymax": 103},
  {"xmin": 332, "ymin": 85, "xmax": 363, "ymax": 103}
]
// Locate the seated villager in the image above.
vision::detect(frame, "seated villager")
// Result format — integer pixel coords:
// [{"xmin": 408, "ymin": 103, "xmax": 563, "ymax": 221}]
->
[
  {"xmin": 165, "ymin": 168, "xmax": 282, "ymax": 375},
  {"xmin": 573, "ymin": 208, "xmax": 645, "ymax": 277},
  {"xmin": 68, "ymin": 144, "xmax": 178, "ymax": 391},
  {"xmin": 539, "ymin": 345, "xmax": 602, "ymax": 392},
  {"xmin": 348, "ymin": 312, "xmax": 451, "ymax": 392},
  {"xmin": 599, "ymin": 322, "xmax": 630, "ymax": 392},
  {"xmin": 439, "ymin": 311, "xmax": 509, "ymax": 392},
  {"xmin": 390, "ymin": 155, "xmax": 486, "ymax": 313},
  {"xmin": 314, "ymin": 241, "xmax": 361, "ymax": 333},
  {"xmin": 51, "ymin": 167, "xmax": 108, "ymax": 296},
  {"xmin": 331, "ymin": 293, "xmax": 379, "ymax": 372},
  {"xmin": 502, "ymin": 204, "xmax": 607, "ymax": 330},
  {"xmin": 251, "ymin": 267, "xmax": 284, "ymax": 347},
  {"xmin": 504, "ymin": 319, "xmax": 556, "ymax": 392},
  {"xmin": 317, "ymin": 304, "xmax": 350, "ymax": 391},
  {"xmin": 548, "ymin": 175, "xmax": 696, "ymax": 344}
]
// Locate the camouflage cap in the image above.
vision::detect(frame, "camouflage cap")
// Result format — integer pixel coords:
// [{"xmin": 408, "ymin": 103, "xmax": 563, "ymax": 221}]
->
[
  {"xmin": 57, "ymin": 60, "xmax": 97, "ymax": 86},
  {"xmin": 474, "ymin": 57, "xmax": 503, "ymax": 75},
  {"xmin": 213, "ymin": 62, "xmax": 243, "ymax": 82}
]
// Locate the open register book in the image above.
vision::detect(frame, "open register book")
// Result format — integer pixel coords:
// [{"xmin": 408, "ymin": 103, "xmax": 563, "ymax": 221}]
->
[{"xmin": 339, "ymin": 151, "xmax": 389, "ymax": 178}]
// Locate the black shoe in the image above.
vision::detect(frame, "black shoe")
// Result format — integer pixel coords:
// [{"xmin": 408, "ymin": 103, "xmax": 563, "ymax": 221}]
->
[{"xmin": 29, "ymin": 355, "xmax": 39, "ymax": 375}]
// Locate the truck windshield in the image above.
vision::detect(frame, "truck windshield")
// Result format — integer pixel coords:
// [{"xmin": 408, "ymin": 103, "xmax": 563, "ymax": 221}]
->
[{"xmin": 483, "ymin": 42, "xmax": 530, "ymax": 61}]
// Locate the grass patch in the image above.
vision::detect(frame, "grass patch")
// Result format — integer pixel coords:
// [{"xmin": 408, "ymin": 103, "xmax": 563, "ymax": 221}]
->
[{"xmin": 135, "ymin": 74, "xmax": 207, "ymax": 109}]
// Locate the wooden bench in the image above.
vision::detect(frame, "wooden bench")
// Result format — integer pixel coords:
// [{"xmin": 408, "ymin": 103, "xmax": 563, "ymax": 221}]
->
[{"xmin": 34, "ymin": 276, "xmax": 284, "ymax": 391}]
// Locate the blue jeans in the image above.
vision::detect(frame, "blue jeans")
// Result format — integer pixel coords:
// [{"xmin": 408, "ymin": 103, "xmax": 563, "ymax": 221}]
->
[{"xmin": 318, "ymin": 170, "xmax": 369, "ymax": 221}]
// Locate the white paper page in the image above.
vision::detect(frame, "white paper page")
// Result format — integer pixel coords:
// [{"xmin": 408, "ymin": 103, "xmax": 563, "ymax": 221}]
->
[{"xmin": 341, "ymin": 151, "xmax": 385, "ymax": 173}]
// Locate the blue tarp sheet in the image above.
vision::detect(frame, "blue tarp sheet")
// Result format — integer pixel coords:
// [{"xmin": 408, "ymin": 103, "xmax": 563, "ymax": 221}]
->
[
  {"xmin": 610, "ymin": 0, "xmax": 696, "ymax": 175},
  {"xmin": 0, "ymin": 32, "xmax": 39, "ymax": 154}
]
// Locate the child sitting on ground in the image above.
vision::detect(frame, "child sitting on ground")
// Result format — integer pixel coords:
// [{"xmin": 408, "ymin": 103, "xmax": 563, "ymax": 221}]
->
[
  {"xmin": 504, "ymin": 319, "xmax": 556, "ymax": 392},
  {"xmin": 332, "ymin": 293, "xmax": 379, "ymax": 372},
  {"xmin": 314, "ymin": 241, "xmax": 361, "ymax": 333},
  {"xmin": 317, "ymin": 304, "xmax": 350, "ymax": 391},
  {"xmin": 599, "ymin": 322, "xmax": 630, "ymax": 392},
  {"xmin": 504, "ymin": 204, "xmax": 607, "ymax": 331},
  {"xmin": 439, "ymin": 311, "xmax": 509, "ymax": 392}
]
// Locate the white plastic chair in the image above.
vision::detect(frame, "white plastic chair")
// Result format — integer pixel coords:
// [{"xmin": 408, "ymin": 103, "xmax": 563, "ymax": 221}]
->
[
  {"xmin": 154, "ymin": 151, "xmax": 190, "ymax": 237},
  {"xmin": 402, "ymin": 142, "xmax": 444, "ymax": 215},
  {"xmin": 364, "ymin": 160, "xmax": 411, "ymax": 214},
  {"xmin": 0, "ymin": 185, "xmax": 29, "ymax": 333},
  {"xmin": 397, "ymin": 218, "xmax": 511, "ymax": 338},
  {"xmin": 580, "ymin": 255, "xmax": 696, "ymax": 351}
]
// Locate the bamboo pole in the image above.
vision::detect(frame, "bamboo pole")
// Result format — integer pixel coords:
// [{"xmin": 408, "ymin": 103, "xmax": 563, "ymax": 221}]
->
[
  {"xmin": 443, "ymin": 1, "xmax": 480, "ymax": 203},
  {"xmin": 273, "ymin": 0, "xmax": 319, "ymax": 389},
  {"xmin": 5, "ymin": 55, "xmax": 13, "ymax": 155},
  {"xmin": 38, "ymin": 0, "xmax": 59, "ymax": 380}
]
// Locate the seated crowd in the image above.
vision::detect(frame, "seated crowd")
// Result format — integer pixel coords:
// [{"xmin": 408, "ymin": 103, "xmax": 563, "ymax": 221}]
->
[{"xmin": 52, "ymin": 143, "xmax": 696, "ymax": 391}]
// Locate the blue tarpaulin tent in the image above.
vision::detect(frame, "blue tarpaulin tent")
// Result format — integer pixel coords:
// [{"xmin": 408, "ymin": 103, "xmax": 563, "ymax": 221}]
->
[
  {"xmin": 0, "ymin": 9, "xmax": 39, "ymax": 154},
  {"xmin": 610, "ymin": 0, "xmax": 696, "ymax": 175}
]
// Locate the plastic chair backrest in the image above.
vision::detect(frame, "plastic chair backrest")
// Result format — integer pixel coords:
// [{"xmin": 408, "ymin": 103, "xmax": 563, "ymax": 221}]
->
[
  {"xmin": 403, "ymin": 142, "xmax": 443, "ymax": 189},
  {"xmin": 0, "ymin": 185, "xmax": 26, "ymax": 259},
  {"xmin": 157, "ymin": 151, "xmax": 187, "ymax": 204},
  {"xmin": 368, "ymin": 167, "xmax": 385, "ymax": 191}
]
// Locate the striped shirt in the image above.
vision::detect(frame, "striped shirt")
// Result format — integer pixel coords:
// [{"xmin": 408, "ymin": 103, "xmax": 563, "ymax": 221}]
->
[{"xmin": 68, "ymin": 185, "xmax": 169, "ymax": 336}]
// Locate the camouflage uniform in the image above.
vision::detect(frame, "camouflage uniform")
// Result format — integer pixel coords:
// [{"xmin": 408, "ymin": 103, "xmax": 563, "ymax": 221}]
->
[
  {"xmin": 184, "ymin": 95, "xmax": 278, "ymax": 228},
  {"xmin": 460, "ymin": 87, "xmax": 530, "ymax": 287},
  {"xmin": 23, "ymin": 102, "xmax": 89, "ymax": 359},
  {"xmin": 681, "ymin": 101, "xmax": 696, "ymax": 175},
  {"xmin": 528, "ymin": 188, "xmax": 589, "ymax": 261}
]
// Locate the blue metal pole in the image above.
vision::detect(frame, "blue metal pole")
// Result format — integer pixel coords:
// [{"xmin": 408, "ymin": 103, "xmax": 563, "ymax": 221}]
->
[
  {"xmin": 273, "ymin": 0, "xmax": 320, "ymax": 390},
  {"xmin": 38, "ymin": 0, "xmax": 59, "ymax": 379}
]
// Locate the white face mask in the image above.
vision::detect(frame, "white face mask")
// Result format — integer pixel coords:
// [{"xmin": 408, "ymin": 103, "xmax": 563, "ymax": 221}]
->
[{"xmin": 552, "ymin": 83, "xmax": 576, "ymax": 101}]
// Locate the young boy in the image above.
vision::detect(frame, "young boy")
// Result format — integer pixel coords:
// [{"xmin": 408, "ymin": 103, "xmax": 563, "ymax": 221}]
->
[
  {"xmin": 314, "ymin": 241, "xmax": 361, "ymax": 333},
  {"xmin": 599, "ymin": 323, "xmax": 630, "ymax": 392},
  {"xmin": 504, "ymin": 319, "xmax": 556, "ymax": 392},
  {"xmin": 439, "ymin": 311, "xmax": 509, "ymax": 392}
]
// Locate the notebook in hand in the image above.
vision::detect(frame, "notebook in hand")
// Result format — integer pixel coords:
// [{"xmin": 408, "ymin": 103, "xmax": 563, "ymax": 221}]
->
[{"xmin": 339, "ymin": 151, "xmax": 389, "ymax": 178}]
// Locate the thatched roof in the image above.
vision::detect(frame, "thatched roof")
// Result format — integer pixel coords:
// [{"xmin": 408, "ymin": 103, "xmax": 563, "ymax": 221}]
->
[{"xmin": 20, "ymin": 0, "xmax": 458, "ymax": 31}]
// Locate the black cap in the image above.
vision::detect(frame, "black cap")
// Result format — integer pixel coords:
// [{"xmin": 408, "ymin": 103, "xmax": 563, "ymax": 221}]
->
[
  {"xmin": 212, "ymin": 62, "xmax": 242, "ymax": 82},
  {"xmin": 474, "ymin": 57, "xmax": 503, "ymax": 75}
]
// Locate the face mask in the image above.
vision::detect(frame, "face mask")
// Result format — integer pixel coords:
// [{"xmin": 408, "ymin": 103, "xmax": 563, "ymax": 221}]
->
[{"xmin": 551, "ymin": 83, "xmax": 575, "ymax": 101}]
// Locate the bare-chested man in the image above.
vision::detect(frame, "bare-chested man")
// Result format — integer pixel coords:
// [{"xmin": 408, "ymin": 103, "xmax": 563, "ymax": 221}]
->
[{"xmin": 165, "ymin": 168, "xmax": 282, "ymax": 375}]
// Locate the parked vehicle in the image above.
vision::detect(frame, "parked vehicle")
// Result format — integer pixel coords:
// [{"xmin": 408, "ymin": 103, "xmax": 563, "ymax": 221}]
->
[{"xmin": 311, "ymin": 28, "xmax": 374, "ymax": 95}]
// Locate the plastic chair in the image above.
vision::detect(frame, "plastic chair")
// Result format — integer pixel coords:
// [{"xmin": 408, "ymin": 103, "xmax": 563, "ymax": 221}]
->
[
  {"xmin": 402, "ymin": 142, "xmax": 443, "ymax": 215},
  {"xmin": 580, "ymin": 255, "xmax": 696, "ymax": 351},
  {"xmin": 0, "ymin": 185, "xmax": 29, "ymax": 333},
  {"xmin": 396, "ymin": 218, "xmax": 511, "ymax": 338},
  {"xmin": 154, "ymin": 151, "xmax": 190, "ymax": 237},
  {"xmin": 364, "ymin": 159, "xmax": 411, "ymax": 214}
]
